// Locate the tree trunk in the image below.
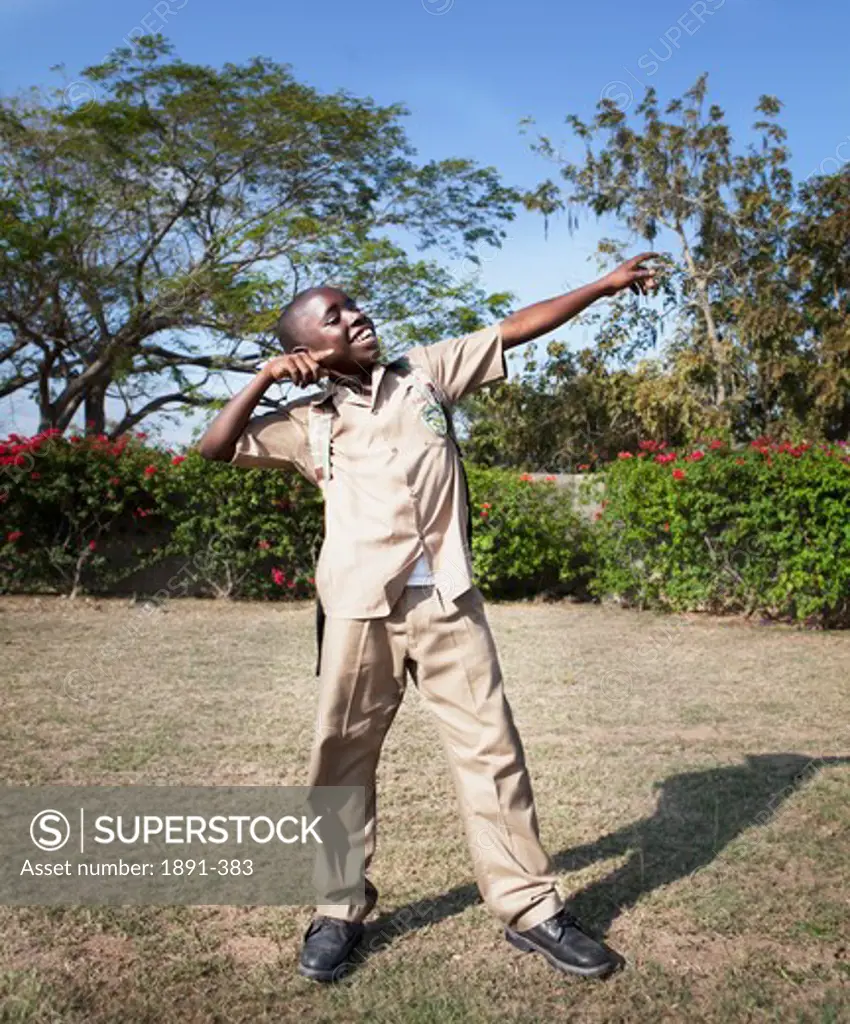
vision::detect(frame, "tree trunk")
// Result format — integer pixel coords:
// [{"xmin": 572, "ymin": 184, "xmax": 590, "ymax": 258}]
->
[
  {"xmin": 84, "ymin": 378, "xmax": 107, "ymax": 435},
  {"xmin": 678, "ymin": 227, "xmax": 728, "ymax": 409}
]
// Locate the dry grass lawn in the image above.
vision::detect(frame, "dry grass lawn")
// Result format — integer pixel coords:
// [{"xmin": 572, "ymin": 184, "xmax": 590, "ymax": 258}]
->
[{"xmin": 1, "ymin": 594, "xmax": 848, "ymax": 1023}]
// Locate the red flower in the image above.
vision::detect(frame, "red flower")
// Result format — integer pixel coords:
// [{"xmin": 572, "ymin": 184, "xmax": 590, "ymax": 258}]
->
[
  {"xmin": 0, "ymin": 492, "xmax": 7, "ymax": 503},
  {"xmin": 88, "ymin": 540, "xmax": 97, "ymax": 551},
  {"xmin": 69, "ymin": 435, "xmax": 81, "ymax": 444},
  {"xmin": 655, "ymin": 452, "xmax": 677, "ymax": 464},
  {"xmin": 480, "ymin": 502, "xmax": 491, "ymax": 509},
  {"xmin": 30, "ymin": 472, "xmax": 40, "ymax": 480},
  {"xmin": 287, "ymin": 580, "xmax": 296, "ymax": 589},
  {"xmin": 663, "ymin": 522, "xmax": 670, "ymax": 532},
  {"xmin": 708, "ymin": 440, "xmax": 724, "ymax": 450},
  {"xmin": 7, "ymin": 530, "xmax": 23, "ymax": 542},
  {"xmin": 672, "ymin": 468, "xmax": 686, "ymax": 481},
  {"xmin": 271, "ymin": 567, "xmax": 286, "ymax": 586},
  {"xmin": 143, "ymin": 464, "xmax": 157, "ymax": 477},
  {"xmin": 618, "ymin": 451, "xmax": 633, "ymax": 460},
  {"xmin": 685, "ymin": 450, "xmax": 705, "ymax": 462},
  {"xmin": 519, "ymin": 473, "xmax": 534, "ymax": 482},
  {"xmin": 135, "ymin": 431, "xmax": 148, "ymax": 440},
  {"xmin": 578, "ymin": 464, "xmax": 590, "ymax": 471},
  {"xmin": 480, "ymin": 509, "xmax": 489, "ymax": 518},
  {"xmin": 110, "ymin": 477, "xmax": 121, "ymax": 486},
  {"xmin": 171, "ymin": 455, "xmax": 186, "ymax": 466},
  {"xmin": 308, "ymin": 576, "xmax": 315, "ymax": 584},
  {"xmin": 544, "ymin": 475, "xmax": 556, "ymax": 482},
  {"xmin": 258, "ymin": 539, "xmax": 271, "ymax": 550}
]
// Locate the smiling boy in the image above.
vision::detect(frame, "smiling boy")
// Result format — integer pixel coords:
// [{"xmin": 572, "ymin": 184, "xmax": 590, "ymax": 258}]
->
[{"xmin": 198, "ymin": 252, "xmax": 657, "ymax": 982}]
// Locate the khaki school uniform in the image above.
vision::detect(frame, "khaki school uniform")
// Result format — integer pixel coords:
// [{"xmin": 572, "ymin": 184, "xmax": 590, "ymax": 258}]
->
[{"xmin": 231, "ymin": 323, "xmax": 564, "ymax": 931}]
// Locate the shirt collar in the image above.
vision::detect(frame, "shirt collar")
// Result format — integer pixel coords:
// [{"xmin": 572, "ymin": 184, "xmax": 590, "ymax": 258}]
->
[{"xmin": 312, "ymin": 358, "xmax": 390, "ymax": 411}]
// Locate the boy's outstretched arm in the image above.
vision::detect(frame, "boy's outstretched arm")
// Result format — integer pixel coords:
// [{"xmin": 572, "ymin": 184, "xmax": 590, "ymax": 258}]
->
[{"xmin": 500, "ymin": 252, "xmax": 658, "ymax": 350}]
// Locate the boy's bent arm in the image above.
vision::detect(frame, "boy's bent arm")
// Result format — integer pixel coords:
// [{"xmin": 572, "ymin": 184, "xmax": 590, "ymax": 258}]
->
[
  {"xmin": 196, "ymin": 351, "xmax": 323, "ymax": 462},
  {"xmin": 196, "ymin": 368, "xmax": 277, "ymax": 462},
  {"xmin": 500, "ymin": 252, "xmax": 658, "ymax": 350}
]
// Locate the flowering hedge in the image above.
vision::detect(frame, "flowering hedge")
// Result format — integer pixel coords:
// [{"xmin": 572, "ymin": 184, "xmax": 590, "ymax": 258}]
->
[
  {"xmin": 2, "ymin": 430, "xmax": 849, "ymax": 624},
  {"xmin": 465, "ymin": 465, "xmax": 594, "ymax": 599},
  {"xmin": 585, "ymin": 438, "xmax": 850, "ymax": 626},
  {"xmin": 1, "ymin": 431, "xmax": 589, "ymax": 601},
  {"xmin": 0, "ymin": 430, "xmax": 323, "ymax": 600}
]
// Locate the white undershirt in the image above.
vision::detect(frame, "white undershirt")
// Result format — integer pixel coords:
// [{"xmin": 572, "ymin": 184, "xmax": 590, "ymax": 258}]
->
[{"xmin": 405, "ymin": 549, "xmax": 435, "ymax": 587}]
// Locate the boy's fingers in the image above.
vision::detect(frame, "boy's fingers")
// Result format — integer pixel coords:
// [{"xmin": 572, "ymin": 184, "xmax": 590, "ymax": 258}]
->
[{"xmin": 631, "ymin": 251, "xmax": 659, "ymax": 267}]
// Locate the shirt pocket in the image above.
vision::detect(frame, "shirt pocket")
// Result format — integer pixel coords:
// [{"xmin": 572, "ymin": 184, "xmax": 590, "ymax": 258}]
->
[{"xmin": 401, "ymin": 380, "xmax": 453, "ymax": 449}]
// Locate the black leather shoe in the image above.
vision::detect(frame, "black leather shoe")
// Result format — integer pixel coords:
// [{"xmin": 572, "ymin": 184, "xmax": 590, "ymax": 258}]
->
[
  {"xmin": 297, "ymin": 880, "xmax": 378, "ymax": 983},
  {"xmin": 505, "ymin": 907, "xmax": 621, "ymax": 978}
]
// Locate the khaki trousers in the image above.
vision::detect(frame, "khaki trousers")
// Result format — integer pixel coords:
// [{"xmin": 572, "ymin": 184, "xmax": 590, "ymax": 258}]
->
[{"xmin": 307, "ymin": 584, "xmax": 563, "ymax": 932}]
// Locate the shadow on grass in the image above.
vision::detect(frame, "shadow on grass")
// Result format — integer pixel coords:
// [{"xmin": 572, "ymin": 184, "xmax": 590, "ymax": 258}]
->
[{"xmin": 359, "ymin": 752, "xmax": 849, "ymax": 962}]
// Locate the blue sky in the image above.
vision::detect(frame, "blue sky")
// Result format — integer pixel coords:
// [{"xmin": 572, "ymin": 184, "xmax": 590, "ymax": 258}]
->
[{"xmin": 2, "ymin": 0, "xmax": 849, "ymax": 441}]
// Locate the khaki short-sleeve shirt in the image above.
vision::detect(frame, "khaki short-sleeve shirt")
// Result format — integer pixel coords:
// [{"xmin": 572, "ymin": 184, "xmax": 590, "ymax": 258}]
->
[{"xmin": 230, "ymin": 322, "xmax": 507, "ymax": 617}]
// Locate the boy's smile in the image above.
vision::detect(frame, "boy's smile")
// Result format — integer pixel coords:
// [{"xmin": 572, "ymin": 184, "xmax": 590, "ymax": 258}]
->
[{"xmin": 290, "ymin": 286, "xmax": 382, "ymax": 380}]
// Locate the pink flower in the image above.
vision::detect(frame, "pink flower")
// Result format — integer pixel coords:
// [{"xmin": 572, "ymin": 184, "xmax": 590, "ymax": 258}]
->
[
  {"xmin": 88, "ymin": 540, "xmax": 97, "ymax": 551},
  {"xmin": 709, "ymin": 440, "xmax": 724, "ymax": 450},
  {"xmin": 308, "ymin": 576, "xmax": 315, "ymax": 585},
  {"xmin": 618, "ymin": 451, "xmax": 633, "ymax": 460},
  {"xmin": 30, "ymin": 472, "xmax": 40, "ymax": 480},
  {"xmin": 672, "ymin": 468, "xmax": 686, "ymax": 481},
  {"xmin": 258, "ymin": 539, "xmax": 271, "ymax": 550},
  {"xmin": 109, "ymin": 477, "xmax": 121, "ymax": 486},
  {"xmin": 519, "ymin": 473, "xmax": 533, "ymax": 482},
  {"xmin": 271, "ymin": 568, "xmax": 286, "ymax": 586},
  {"xmin": 545, "ymin": 475, "xmax": 556, "ymax": 482},
  {"xmin": 287, "ymin": 580, "xmax": 296, "ymax": 589},
  {"xmin": 7, "ymin": 530, "xmax": 23, "ymax": 543}
]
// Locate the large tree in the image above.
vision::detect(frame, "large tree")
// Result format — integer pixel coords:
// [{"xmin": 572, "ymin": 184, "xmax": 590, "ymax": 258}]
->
[
  {"xmin": 518, "ymin": 75, "xmax": 848, "ymax": 445},
  {"xmin": 0, "ymin": 37, "xmax": 516, "ymax": 436}
]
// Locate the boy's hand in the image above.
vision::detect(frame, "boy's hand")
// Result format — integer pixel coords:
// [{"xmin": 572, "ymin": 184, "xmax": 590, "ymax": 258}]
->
[
  {"xmin": 600, "ymin": 252, "xmax": 659, "ymax": 297},
  {"xmin": 261, "ymin": 352, "xmax": 325, "ymax": 388}
]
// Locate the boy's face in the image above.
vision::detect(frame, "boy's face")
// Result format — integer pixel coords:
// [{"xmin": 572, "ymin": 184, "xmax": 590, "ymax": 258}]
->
[{"xmin": 290, "ymin": 287, "xmax": 381, "ymax": 377}]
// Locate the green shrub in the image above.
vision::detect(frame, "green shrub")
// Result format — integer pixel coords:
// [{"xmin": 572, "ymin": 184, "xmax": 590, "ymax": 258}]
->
[
  {"xmin": 0, "ymin": 431, "xmax": 322, "ymax": 600},
  {"xmin": 156, "ymin": 451, "xmax": 323, "ymax": 599},
  {"xmin": 588, "ymin": 439, "xmax": 850, "ymax": 626},
  {"xmin": 466, "ymin": 465, "xmax": 595, "ymax": 599},
  {"xmin": 0, "ymin": 430, "xmax": 168, "ymax": 596}
]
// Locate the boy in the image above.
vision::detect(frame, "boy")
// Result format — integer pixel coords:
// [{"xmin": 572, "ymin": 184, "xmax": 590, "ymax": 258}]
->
[{"xmin": 198, "ymin": 252, "xmax": 657, "ymax": 982}]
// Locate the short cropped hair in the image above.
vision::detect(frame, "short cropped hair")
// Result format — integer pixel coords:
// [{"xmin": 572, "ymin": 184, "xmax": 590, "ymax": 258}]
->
[{"xmin": 275, "ymin": 288, "xmax": 320, "ymax": 352}]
